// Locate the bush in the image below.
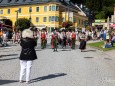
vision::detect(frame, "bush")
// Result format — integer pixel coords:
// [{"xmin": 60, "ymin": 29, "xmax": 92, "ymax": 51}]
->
[{"xmin": 15, "ymin": 18, "xmax": 31, "ymax": 31}]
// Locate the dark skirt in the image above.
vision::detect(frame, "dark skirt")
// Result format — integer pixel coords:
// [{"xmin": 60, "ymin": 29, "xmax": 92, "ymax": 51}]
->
[{"xmin": 79, "ymin": 40, "xmax": 86, "ymax": 49}]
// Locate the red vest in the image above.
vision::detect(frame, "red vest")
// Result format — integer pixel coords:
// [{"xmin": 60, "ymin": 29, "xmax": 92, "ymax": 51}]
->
[
  {"xmin": 72, "ymin": 33, "xmax": 76, "ymax": 39},
  {"xmin": 52, "ymin": 34, "xmax": 55, "ymax": 39},
  {"xmin": 41, "ymin": 33, "xmax": 46, "ymax": 39}
]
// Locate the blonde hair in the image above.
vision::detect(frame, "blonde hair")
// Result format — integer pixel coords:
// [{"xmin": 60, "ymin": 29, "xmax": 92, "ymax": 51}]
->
[{"xmin": 22, "ymin": 29, "xmax": 33, "ymax": 38}]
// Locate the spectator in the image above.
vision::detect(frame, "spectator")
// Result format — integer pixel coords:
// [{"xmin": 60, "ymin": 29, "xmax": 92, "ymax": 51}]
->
[
  {"xmin": 111, "ymin": 33, "xmax": 115, "ymax": 47},
  {"xmin": 104, "ymin": 39, "xmax": 112, "ymax": 48},
  {"xmin": 19, "ymin": 29, "xmax": 37, "ymax": 84}
]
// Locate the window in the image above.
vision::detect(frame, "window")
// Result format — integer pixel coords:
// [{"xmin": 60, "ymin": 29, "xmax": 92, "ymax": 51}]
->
[
  {"xmin": 56, "ymin": 6, "xmax": 59, "ymax": 11},
  {"xmin": 36, "ymin": 17, "xmax": 39, "ymax": 22},
  {"xmin": 44, "ymin": 6, "xmax": 47, "ymax": 12},
  {"xmin": 49, "ymin": 16, "xmax": 51, "ymax": 22},
  {"xmin": 82, "ymin": 20, "xmax": 85, "ymax": 26},
  {"xmin": 62, "ymin": 17, "xmax": 65, "ymax": 22},
  {"xmin": 0, "ymin": 10, "xmax": 3, "ymax": 14},
  {"xmin": 29, "ymin": 7, "xmax": 32, "ymax": 12},
  {"xmin": 1, "ymin": 10, "xmax": 3, "ymax": 14},
  {"xmin": 52, "ymin": 5, "xmax": 55, "ymax": 11},
  {"xmin": 7, "ymin": 9, "xmax": 10, "ymax": 14},
  {"xmin": 8, "ymin": 0, "xmax": 12, "ymax": 3},
  {"xmin": 15, "ymin": 0, "xmax": 19, "ymax": 2},
  {"xmin": 0, "ymin": 0, "xmax": 3, "ymax": 3},
  {"xmin": 78, "ymin": 19, "xmax": 80, "ymax": 25},
  {"xmin": 74, "ymin": 18, "xmax": 76, "ymax": 23},
  {"xmin": 49, "ymin": 16, "xmax": 58, "ymax": 22},
  {"xmin": 43, "ymin": 17, "xmax": 47, "ymax": 22},
  {"xmin": 69, "ymin": 17, "xmax": 72, "ymax": 21},
  {"xmin": 49, "ymin": 6, "xmax": 51, "ymax": 11},
  {"xmin": 36, "ymin": 7, "xmax": 39, "ymax": 12},
  {"xmin": 18, "ymin": 8, "xmax": 21, "ymax": 13},
  {"xmin": 52, "ymin": 16, "xmax": 55, "ymax": 21},
  {"xmin": 55, "ymin": 16, "xmax": 58, "ymax": 22}
]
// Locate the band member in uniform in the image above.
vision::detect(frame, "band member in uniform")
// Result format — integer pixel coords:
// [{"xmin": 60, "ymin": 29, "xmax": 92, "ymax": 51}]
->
[
  {"xmin": 41, "ymin": 29, "xmax": 46, "ymax": 49},
  {"xmin": 62, "ymin": 30, "xmax": 67, "ymax": 49},
  {"xmin": 71, "ymin": 30, "xmax": 76, "ymax": 49},
  {"xmin": 52, "ymin": 29, "xmax": 58, "ymax": 52},
  {"xmin": 66, "ymin": 30, "xmax": 72, "ymax": 47},
  {"xmin": 51, "ymin": 30, "xmax": 55, "ymax": 49},
  {"xmin": 44, "ymin": 30, "xmax": 48, "ymax": 48}
]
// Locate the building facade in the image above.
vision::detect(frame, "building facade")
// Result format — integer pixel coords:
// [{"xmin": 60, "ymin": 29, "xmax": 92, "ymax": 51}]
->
[{"xmin": 0, "ymin": 0, "xmax": 88, "ymax": 32}]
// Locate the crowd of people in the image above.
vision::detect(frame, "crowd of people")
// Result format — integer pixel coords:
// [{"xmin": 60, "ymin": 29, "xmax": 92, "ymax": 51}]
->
[
  {"xmin": 1, "ymin": 27, "xmax": 115, "ymax": 50},
  {"xmin": 18, "ymin": 28, "xmax": 87, "ymax": 84},
  {"xmin": 40, "ymin": 29, "xmax": 88, "ymax": 52},
  {"xmin": 1, "ymin": 27, "xmax": 115, "ymax": 84},
  {"xmin": 0, "ymin": 30, "xmax": 21, "ymax": 46}
]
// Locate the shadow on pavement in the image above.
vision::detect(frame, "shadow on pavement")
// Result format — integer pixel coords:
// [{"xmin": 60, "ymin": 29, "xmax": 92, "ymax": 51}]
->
[
  {"xmin": 81, "ymin": 50, "xmax": 96, "ymax": 52},
  {"xmin": 31, "ymin": 73, "xmax": 67, "ymax": 83},
  {"xmin": 104, "ymin": 58, "xmax": 112, "ymax": 60},
  {"xmin": 84, "ymin": 57, "xmax": 94, "ymax": 58},
  {"xmin": 0, "ymin": 54, "xmax": 18, "ymax": 58},
  {"xmin": 0, "ymin": 80, "xmax": 18, "ymax": 85},
  {"xmin": 61, "ymin": 49, "xmax": 71, "ymax": 51},
  {"xmin": 0, "ymin": 57, "xmax": 18, "ymax": 61}
]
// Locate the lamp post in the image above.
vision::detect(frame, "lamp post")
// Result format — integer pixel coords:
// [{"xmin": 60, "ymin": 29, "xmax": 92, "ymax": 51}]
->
[
  {"xmin": 15, "ymin": 10, "xmax": 19, "ymax": 22},
  {"xmin": 15, "ymin": 10, "xmax": 19, "ymax": 30},
  {"xmin": 68, "ymin": 0, "xmax": 70, "ymax": 21},
  {"xmin": 68, "ymin": 5, "xmax": 70, "ymax": 22},
  {"xmin": 29, "ymin": 6, "xmax": 32, "ymax": 23}
]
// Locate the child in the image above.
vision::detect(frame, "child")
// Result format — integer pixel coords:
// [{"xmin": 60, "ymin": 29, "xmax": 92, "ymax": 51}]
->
[{"xmin": 104, "ymin": 39, "xmax": 112, "ymax": 48}]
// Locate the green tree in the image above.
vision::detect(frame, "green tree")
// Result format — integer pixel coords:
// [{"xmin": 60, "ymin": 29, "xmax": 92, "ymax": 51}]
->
[
  {"xmin": 15, "ymin": 18, "xmax": 31, "ymax": 31},
  {"xmin": 0, "ymin": 19, "xmax": 12, "ymax": 27},
  {"xmin": 71, "ymin": 0, "xmax": 114, "ymax": 19}
]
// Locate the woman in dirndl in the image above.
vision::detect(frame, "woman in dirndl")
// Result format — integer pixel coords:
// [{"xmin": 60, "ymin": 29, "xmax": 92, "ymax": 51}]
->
[{"xmin": 79, "ymin": 32, "xmax": 87, "ymax": 52}]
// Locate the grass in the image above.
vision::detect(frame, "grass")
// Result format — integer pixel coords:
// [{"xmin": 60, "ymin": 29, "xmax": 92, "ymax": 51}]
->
[{"xmin": 88, "ymin": 41, "xmax": 115, "ymax": 51}]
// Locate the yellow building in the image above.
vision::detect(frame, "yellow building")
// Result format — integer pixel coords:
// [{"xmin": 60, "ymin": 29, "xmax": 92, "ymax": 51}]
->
[{"xmin": 0, "ymin": 0, "xmax": 88, "ymax": 32}]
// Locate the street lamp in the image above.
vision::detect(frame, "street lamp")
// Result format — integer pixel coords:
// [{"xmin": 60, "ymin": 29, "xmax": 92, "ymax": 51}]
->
[
  {"xmin": 68, "ymin": 1, "xmax": 71, "ymax": 21},
  {"xmin": 15, "ymin": 10, "xmax": 19, "ymax": 30},
  {"xmin": 29, "ymin": 6, "xmax": 32, "ymax": 22},
  {"xmin": 15, "ymin": 10, "xmax": 19, "ymax": 22}
]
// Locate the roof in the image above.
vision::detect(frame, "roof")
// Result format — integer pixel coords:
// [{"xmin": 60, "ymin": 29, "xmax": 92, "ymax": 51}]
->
[{"xmin": 0, "ymin": 0, "xmax": 80, "ymax": 11}]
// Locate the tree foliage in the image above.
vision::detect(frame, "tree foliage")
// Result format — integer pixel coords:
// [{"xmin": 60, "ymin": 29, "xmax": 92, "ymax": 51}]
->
[
  {"xmin": 15, "ymin": 18, "xmax": 31, "ymax": 31},
  {"xmin": 70, "ymin": 0, "xmax": 115, "ymax": 19},
  {"xmin": 0, "ymin": 19, "xmax": 12, "ymax": 27}
]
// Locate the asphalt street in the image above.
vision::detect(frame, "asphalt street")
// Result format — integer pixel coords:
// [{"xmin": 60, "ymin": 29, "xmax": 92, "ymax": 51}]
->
[{"xmin": 0, "ymin": 39, "xmax": 115, "ymax": 86}]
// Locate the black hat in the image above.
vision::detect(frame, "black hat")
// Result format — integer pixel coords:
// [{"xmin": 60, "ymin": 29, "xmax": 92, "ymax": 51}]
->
[{"xmin": 42, "ymin": 28, "xmax": 46, "ymax": 30}]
